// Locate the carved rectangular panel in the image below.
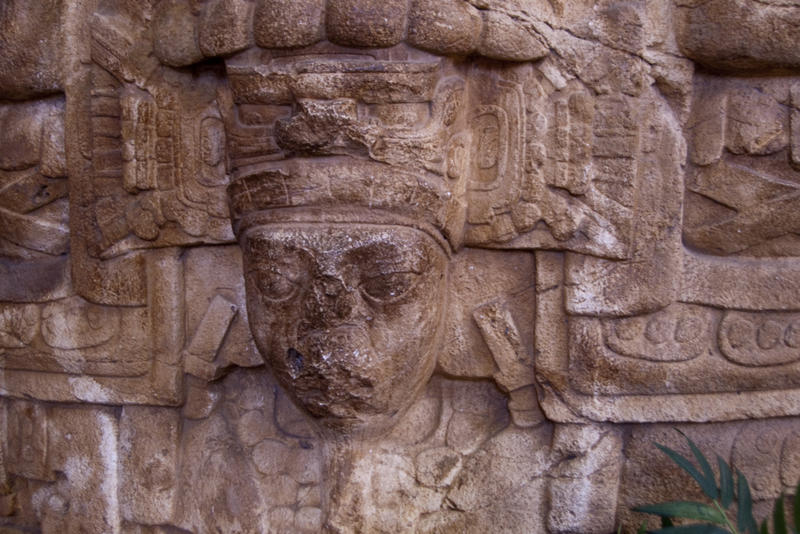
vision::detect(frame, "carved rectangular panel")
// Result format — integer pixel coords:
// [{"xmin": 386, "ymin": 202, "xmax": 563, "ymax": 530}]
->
[
  {"xmin": 70, "ymin": 9, "xmax": 238, "ymax": 306},
  {"xmin": 683, "ymin": 74, "xmax": 800, "ymax": 257},
  {"xmin": 0, "ymin": 97, "xmax": 71, "ymax": 304},
  {"xmin": 462, "ymin": 64, "xmax": 672, "ymax": 262},
  {"xmin": 1, "ymin": 246, "xmax": 257, "ymax": 406},
  {"xmin": 536, "ymin": 251, "xmax": 800, "ymax": 423},
  {"xmin": 0, "ymin": 250, "xmax": 184, "ymax": 405}
]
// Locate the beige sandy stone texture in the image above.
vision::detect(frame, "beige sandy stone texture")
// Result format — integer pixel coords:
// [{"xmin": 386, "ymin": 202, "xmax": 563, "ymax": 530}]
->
[
  {"xmin": 2, "ymin": 0, "xmax": 800, "ymax": 533},
  {"xmin": 153, "ymin": 0, "xmax": 204, "ymax": 68},
  {"xmin": 0, "ymin": 0, "xmax": 64, "ymax": 99},
  {"xmin": 326, "ymin": 0, "xmax": 409, "ymax": 48},
  {"xmin": 407, "ymin": 0, "xmax": 483, "ymax": 56},
  {"xmin": 197, "ymin": 0, "xmax": 253, "ymax": 58},
  {"xmin": 676, "ymin": 0, "xmax": 800, "ymax": 71},
  {"xmin": 253, "ymin": 0, "xmax": 325, "ymax": 49}
]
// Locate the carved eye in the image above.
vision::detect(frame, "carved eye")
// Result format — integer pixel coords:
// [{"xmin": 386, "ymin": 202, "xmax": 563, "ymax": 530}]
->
[
  {"xmin": 254, "ymin": 269, "xmax": 299, "ymax": 302},
  {"xmin": 360, "ymin": 272, "xmax": 418, "ymax": 303}
]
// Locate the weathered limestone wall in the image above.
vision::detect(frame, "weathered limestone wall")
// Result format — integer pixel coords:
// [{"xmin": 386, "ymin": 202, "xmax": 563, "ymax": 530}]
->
[{"xmin": 1, "ymin": 1, "xmax": 799, "ymax": 532}]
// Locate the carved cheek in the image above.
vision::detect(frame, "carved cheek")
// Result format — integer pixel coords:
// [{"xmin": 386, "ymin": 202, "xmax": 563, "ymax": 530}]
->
[
  {"xmin": 245, "ymin": 271, "xmax": 305, "ymax": 357},
  {"xmin": 368, "ymin": 267, "xmax": 444, "ymax": 356}
]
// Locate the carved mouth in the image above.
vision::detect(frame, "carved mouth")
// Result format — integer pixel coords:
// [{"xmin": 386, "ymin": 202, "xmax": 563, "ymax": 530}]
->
[
  {"xmin": 285, "ymin": 324, "xmax": 386, "ymax": 419},
  {"xmin": 293, "ymin": 324, "xmax": 373, "ymax": 375}
]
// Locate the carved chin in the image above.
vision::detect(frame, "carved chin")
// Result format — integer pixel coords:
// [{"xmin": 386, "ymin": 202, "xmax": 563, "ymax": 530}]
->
[{"xmin": 280, "ymin": 325, "xmax": 391, "ymax": 424}]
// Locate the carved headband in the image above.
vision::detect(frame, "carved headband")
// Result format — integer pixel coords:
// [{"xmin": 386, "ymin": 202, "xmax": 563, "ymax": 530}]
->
[{"xmin": 226, "ymin": 158, "xmax": 465, "ymax": 255}]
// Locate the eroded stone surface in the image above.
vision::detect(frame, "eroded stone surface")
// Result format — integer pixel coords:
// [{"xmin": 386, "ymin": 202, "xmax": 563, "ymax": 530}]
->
[{"xmin": 2, "ymin": 1, "xmax": 800, "ymax": 532}]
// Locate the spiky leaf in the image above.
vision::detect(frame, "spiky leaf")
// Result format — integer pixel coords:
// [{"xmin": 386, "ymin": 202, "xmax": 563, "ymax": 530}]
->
[
  {"xmin": 656, "ymin": 443, "xmax": 719, "ymax": 501},
  {"xmin": 737, "ymin": 470, "xmax": 758, "ymax": 534},
  {"xmin": 717, "ymin": 455, "xmax": 734, "ymax": 509},
  {"xmin": 650, "ymin": 525, "xmax": 732, "ymax": 534},
  {"xmin": 677, "ymin": 429, "xmax": 719, "ymax": 501},
  {"xmin": 776, "ymin": 494, "xmax": 789, "ymax": 534},
  {"xmin": 633, "ymin": 501, "xmax": 727, "ymax": 525}
]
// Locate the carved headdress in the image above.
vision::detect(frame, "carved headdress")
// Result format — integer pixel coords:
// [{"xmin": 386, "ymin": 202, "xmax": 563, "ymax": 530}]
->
[
  {"xmin": 225, "ymin": 49, "xmax": 470, "ymax": 254},
  {"xmin": 227, "ymin": 158, "xmax": 467, "ymax": 255}
]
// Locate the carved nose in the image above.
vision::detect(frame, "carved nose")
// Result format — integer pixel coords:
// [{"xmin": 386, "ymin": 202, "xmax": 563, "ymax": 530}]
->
[
  {"xmin": 305, "ymin": 276, "xmax": 356, "ymax": 324},
  {"xmin": 320, "ymin": 277, "xmax": 344, "ymax": 297}
]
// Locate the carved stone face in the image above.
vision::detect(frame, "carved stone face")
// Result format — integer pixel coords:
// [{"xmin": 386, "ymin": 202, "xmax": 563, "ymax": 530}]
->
[
  {"xmin": 241, "ymin": 222, "xmax": 448, "ymax": 436},
  {"xmin": 226, "ymin": 45, "xmax": 462, "ymax": 436}
]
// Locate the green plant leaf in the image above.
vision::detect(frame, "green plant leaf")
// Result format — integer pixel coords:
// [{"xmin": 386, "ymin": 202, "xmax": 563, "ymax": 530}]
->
[
  {"xmin": 656, "ymin": 443, "xmax": 719, "ymax": 501},
  {"xmin": 634, "ymin": 501, "xmax": 727, "ymax": 524},
  {"xmin": 761, "ymin": 519, "xmax": 769, "ymax": 534},
  {"xmin": 677, "ymin": 429, "xmax": 719, "ymax": 501},
  {"xmin": 650, "ymin": 525, "xmax": 732, "ymax": 534},
  {"xmin": 637, "ymin": 521, "xmax": 648, "ymax": 534},
  {"xmin": 776, "ymin": 494, "xmax": 789, "ymax": 534},
  {"xmin": 737, "ymin": 470, "xmax": 758, "ymax": 534},
  {"xmin": 717, "ymin": 455, "xmax": 734, "ymax": 509}
]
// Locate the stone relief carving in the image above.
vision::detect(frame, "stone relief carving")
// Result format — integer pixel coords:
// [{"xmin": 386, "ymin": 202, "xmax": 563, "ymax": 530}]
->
[{"xmin": 1, "ymin": 0, "xmax": 800, "ymax": 533}]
